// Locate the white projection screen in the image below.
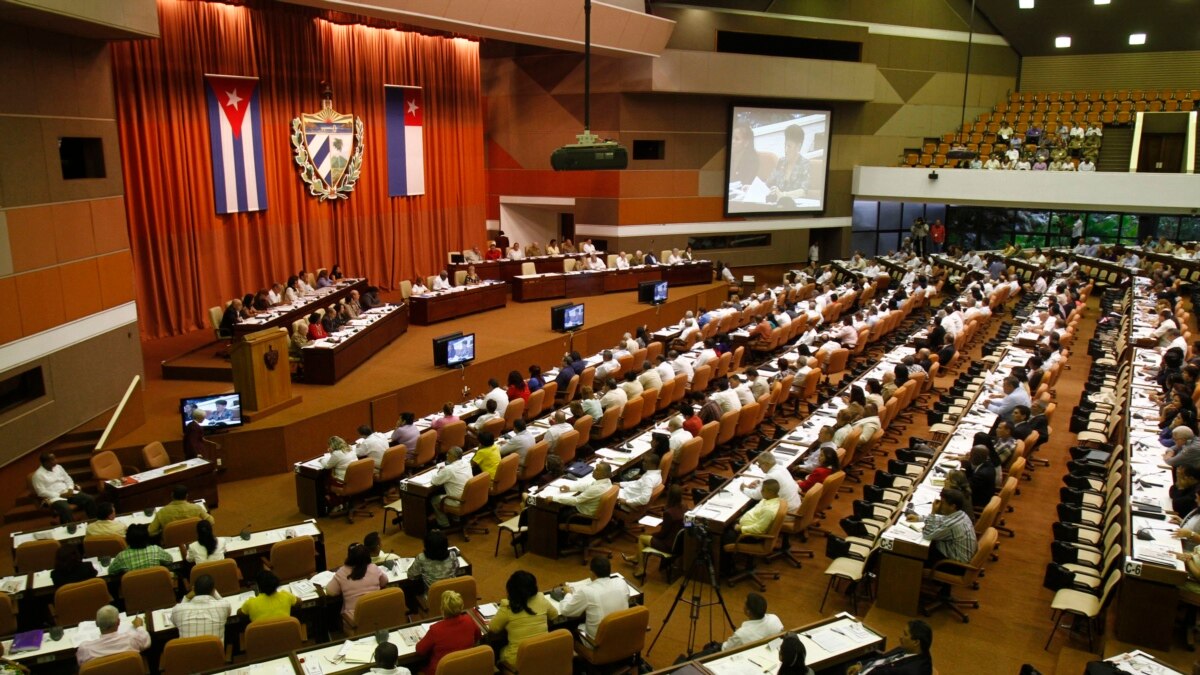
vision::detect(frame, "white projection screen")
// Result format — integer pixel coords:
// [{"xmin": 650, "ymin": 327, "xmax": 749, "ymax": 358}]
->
[{"xmin": 725, "ymin": 105, "xmax": 831, "ymax": 216}]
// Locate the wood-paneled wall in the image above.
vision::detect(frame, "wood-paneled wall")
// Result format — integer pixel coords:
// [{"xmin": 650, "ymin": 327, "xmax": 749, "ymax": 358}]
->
[{"xmin": 1021, "ymin": 51, "xmax": 1200, "ymax": 92}]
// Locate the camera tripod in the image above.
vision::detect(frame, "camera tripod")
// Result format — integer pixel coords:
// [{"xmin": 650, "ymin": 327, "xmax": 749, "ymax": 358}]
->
[{"xmin": 648, "ymin": 526, "xmax": 734, "ymax": 657}]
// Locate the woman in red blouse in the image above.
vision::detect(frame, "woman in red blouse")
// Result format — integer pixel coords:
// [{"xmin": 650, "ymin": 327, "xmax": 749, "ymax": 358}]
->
[
  {"xmin": 798, "ymin": 445, "xmax": 841, "ymax": 494},
  {"xmin": 305, "ymin": 312, "xmax": 328, "ymax": 340},
  {"xmin": 506, "ymin": 370, "xmax": 531, "ymax": 403},
  {"xmin": 414, "ymin": 590, "xmax": 480, "ymax": 674}
]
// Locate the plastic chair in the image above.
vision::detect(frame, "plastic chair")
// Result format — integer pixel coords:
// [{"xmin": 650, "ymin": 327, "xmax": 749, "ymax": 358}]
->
[
  {"xmin": 574, "ymin": 605, "xmax": 651, "ymax": 669},
  {"xmin": 160, "ymin": 636, "xmax": 226, "ymax": 675},
  {"xmin": 190, "ymin": 559, "xmax": 242, "ymax": 596},
  {"xmin": 506, "ymin": 628, "xmax": 574, "ymax": 674},
  {"xmin": 161, "ymin": 517, "xmax": 201, "ymax": 549},
  {"xmin": 443, "ymin": 472, "xmax": 492, "ymax": 541},
  {"xmin": 54, "ymin": 578, "xmax": 112, "ymax": 626},
  {"xmin": 436, "ymin": 645, "xmax": 495, "ymax": 675},
  {"xmin": 121, "ymin": 566, "xmax": 177, "ymax": 614},
  {"xmin": 83, "ymin": 535, "xmax": 127, "ymax": 558},
  {"xmin": 264, "ymin": 536, "xmax": 317, "ymax": 582},
  {"xmin": 15, "ymin": 539, "xmax": 60, "ymax": 573},
  {"xmin": 79, "ymin": 651, "xmax": 148, "ymax": 675},
  {"xmin": 329, "ymin": 458, "xmax": 376, "ymax": 523},
  {"xmin": 244, "ymin": 616, "xmax": 306, "ymax": 660},
  {"xmin": 142, "ymin": 441, "xmax": 170, "ymax": 469},
  {"xmin": 352, "ymin": 587, "xmax": 407, "ymax": 636}
]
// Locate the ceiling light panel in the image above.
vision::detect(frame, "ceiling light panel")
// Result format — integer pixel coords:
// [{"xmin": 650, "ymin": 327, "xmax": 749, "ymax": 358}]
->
[
  {"xmin": 1129, "ymin": 33, "xmax": 1146, "ymax": 45},
  {"xmin": 1055, "ymin": 36, "xmax": 1071, "ymax": 48}
]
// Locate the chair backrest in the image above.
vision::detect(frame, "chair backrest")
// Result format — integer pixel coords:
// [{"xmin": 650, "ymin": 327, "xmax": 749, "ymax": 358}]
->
[
  {"xmin": 377, "ymin": 446, "xmax": 407, "ymax": 482},
  {"xmin": 161, "ymin": 517, "xmax": 202, "ymax": 549},
  {"xmin": 657, "ymin": 380, "xmax": 675, "ymax": 412},
  {"xmin": 825, "ymin": 348, "xmax": 850, "ymax": 374},
  {"xmin": 698, "ymin": 421, "xmax": 720, "ymax": 460},
  {"xmin": 450, "ymin": 472, "xmax": 491, "ymax": 516},
  {"xmin": 716, "ymin": 409, "xmax": 739, "ymax": 445},
  {"xmin": 503, "ymin": 398, "xmax": 526, "ymax": 430},
  {"xmin": 490, "ymin": 453, "xmax": 520, "ymax": 496},
  {"xmin": 731, "ymin": 345, "xmax": 745, "ymax": 371},
  {"xmin": 208, "ymin": 306, "xmax": 224, "ymax": 337},
  {"xmin": 554, "ymin": 429, "xmax": 580, "ymax": 465},
  {"xmin": 270, "ymin": 536, "xmax": 317, "ymax": 582},
  {"xmin": 521, "ymin": 441, "xmax": 549, "ymax": 481},
  {"xmin": 572, "ymin": 414, "xmax": 594, "ymax": 442},
  {"xmin": 516, "ymin": 628, "xmax": 574, "ymax": 674},
  {"xmin": 587, "ymin": 605, "xmax": 651, "ymax": 665},
  {"xmin": 340, "ymin": 458, "xmax": 376, "ymax": 496},
  {"xmin": 453, "ymin": 270, "xmax": 467, "ymax": 286},
  {"xmin": 15, "ymin": 539, "xmax": 60, "ymax": 573},
  {"xmin": 142, "ymin": 441, "xmax": 170, "ymax": 469},
  {"xmin": 353, "ymin": 587, "xmax": 407, "ymax": 636},
  {"xmin": 816, "ymin": 472, "xmax": 845, "ymax": 515},
  {"xmin": 670, "ymin": 374, "xmax": 688, "ymax": 403},
  {"xmin": 674, "ymin": 437, "xmax": 702, "ymax": 479},
  {"xmin": 646, "ymin": 341, "xmax": 663, "ymax": 363},
  {"xmin": 0, "ymin": 593, "xmax": 16, "ymax": 637},
  {"xmin": 560, "ymin": 375, "xmax": 578, "ymax": 402},
  {"xmin": 975, "ymin": 496, "xmax": 1002, "ymax": 535},
  {"xmin": 481, "ymin": 416, "xmax": 506, "ymax": 440},
  {"xmin": 399, "ymin": 280, "xmax": 412, "ymax": 299},
  {"xmin": 79, "ymin": 650, "xmax": 148, "ymax": 675},
  {"xmin": 427, "ymin": 576, "xmax": 477, "ymax": 615},
  {"xmin": 436, "ymin": 645, "xmax": 495, "ymax": 675},
  {"xmin": 91, "ymin": 450, "xmax": 123, "ymax": 483},
  {"xmin": 640, "ymin": 388, "xmax": 660, "ymax": 418},
  {"xmin": 540, "ymin": 381, "xmax": 559, "ymax": 406},
  {"xmin": 691, "ymin": 365, "xmax": 713, "ymax": 392},
  {"xmin": 715, "ymin": 352, "xmax": 732, "ymax": 379},
  {"xmin": 793, "ymin": 483, "xmax": 823, "ymax": 528},
  {"xmin": 413, "ymin": 429, "xmax": 438, "ymax": 467},
  {"xmin": 244, "ymin": 616, "xmax": 305, "ymax": 661},
  {"xmin": 579, "ymin": 367, "xmax": 596, "ymax": 392},
  {"xmin": 121, "ymin": 566, "xmax": 177, "ymax": 614},
  {"xmin": 526, "ymin": 389, "xmax": 546, "ymax": 419},
  {"xmin": 594, "ymin": 406, "xmax": 621, "ymax": 440},
  {"xmin": 54, "ymin": 578, "xmax": 112, "ymax": 626},
  {"xmin": 734, "ymin": 402, "xmax": 761, "ymax": 437},
  {"xmin": 619, "ymin": 396, "xmax": 645, "ymax": 431},
  {"xmin": 160, "ymin": 636, "xmax": 227, "ymax": 675},
  {"xmin": 569, "ymin": 486, "xmax": 620, "ymax": 534},
  {"xmin": 191, "ymin": 559, "xmax": 242, "ymax": 596}
]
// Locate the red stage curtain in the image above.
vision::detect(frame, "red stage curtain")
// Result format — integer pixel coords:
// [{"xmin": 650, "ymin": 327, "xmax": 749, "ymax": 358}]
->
[{"xmin": 110, "ymin": 0, "xmax": 486, "ymax": 337}]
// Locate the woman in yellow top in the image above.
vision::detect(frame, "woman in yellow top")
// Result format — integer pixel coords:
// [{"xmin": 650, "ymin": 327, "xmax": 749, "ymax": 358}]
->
[
  {"xmin": 238, "ymin": 570, "xmax": 298, "ymax": 622},
  {"xmin": 488, "ymin": 570, "xmax": 558, "ymax": 668}
]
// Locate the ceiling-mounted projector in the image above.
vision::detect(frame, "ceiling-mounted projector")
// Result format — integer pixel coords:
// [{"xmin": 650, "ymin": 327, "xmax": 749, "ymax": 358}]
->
[{"xmin": 551, "ymin": 130, "xmax": 628, "ymax": 171}]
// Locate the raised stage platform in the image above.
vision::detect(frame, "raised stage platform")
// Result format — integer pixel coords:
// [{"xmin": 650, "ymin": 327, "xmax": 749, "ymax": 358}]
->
[{"xmin": 116, "ymin": 282, "xmax": 730, "ymax": 484}]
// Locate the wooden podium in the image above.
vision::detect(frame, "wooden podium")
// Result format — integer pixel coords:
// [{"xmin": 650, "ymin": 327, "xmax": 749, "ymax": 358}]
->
[{"xmin": 231, "ymin": 328, "xmax": 301, "ymax": 421}]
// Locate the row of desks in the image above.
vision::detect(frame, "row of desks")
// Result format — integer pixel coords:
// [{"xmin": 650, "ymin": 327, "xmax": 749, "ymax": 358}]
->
[
  {"xmin": 300, "ymin": 304, "xmax": 409, "ymax": 384},
  {"xmin": 232, "ymin": 279, "xmax": 367, "ymax": 337},
  {"xmin": 511, "ymin": 262, "xmax": 713, "ymax": 302}
]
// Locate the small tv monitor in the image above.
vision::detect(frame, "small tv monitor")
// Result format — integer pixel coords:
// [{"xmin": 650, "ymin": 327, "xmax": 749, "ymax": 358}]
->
[
  {"xmin": 446, "ymin": 333, "xmax": 476, "ymax": 367},
  {"xmin": 638, "ymin": 280, "xmax": 668, "ymax": 305},
  {"xmin": 432, "ymin": 332, "xmax": 463, "ymax": 367},
  {"xmin": 551, "ymin": 302, "xmax": 585, "ymax": 332},
  {"xmin": 181, "ymin": 393, "xmax": 244, "ymax": 433},
  {"xmin": 654, "ymin": 281, "xmax": 668, "ymax": 303}
]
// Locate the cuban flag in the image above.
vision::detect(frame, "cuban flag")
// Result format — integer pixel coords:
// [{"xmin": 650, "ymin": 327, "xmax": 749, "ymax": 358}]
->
[
  {"xmin": 205, "ymin": 75, "xmax": 267, "ymax": 214},
  {"xmin": 385, "ymin": 85, "xmax": 425, "ymax": 197}
]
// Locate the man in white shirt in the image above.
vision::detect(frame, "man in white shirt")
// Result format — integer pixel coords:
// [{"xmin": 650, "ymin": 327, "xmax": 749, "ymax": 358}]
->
[
  {"xmin": 75, "ymin": 605, "xmax": 152, "ymax": 666},
  {"xmin": 507, "ymin": 243, "xmax": 524, "ymax": 260},
  {"xmin": 733, "ymin": 378, "xmax": 756, "ymax": 406},
  {"xmin": 637, "ymin": 360, "xmax": 663, "ymax": 392},
  {"xmin": 368, "ymin": 643, "xmax": 410, "ymax": 675},
  {"xmin": 353, "ymin": 425, "xmax": 391, "ymax": 468},
  {"xmin": 983, "ymin": 155, "xmax": 1001, "ymax": 170},
  {"xmin": 1153, "ymin": 310, "xmax": 1178, "ymax": 346},
  {"xmin": 580, "ymin": 239, "xmax": 597, "ymax": 254},
  {"xmin": 851, "ymin": 403, "xmax": 883, "ymax": 445},
  {"xmin": 558, "ymin": 556, "xmax": 628, "ymax": 640},
  {"xmin": 595, "ymin": 351, "xmax": 620, "ymax": 381},
  {"xmin": 667, "ymin": 415, "xmax": 693, "ymax": 450},
  {"xmin": 432, "ymin": 446, "xmax": 474, "ymax": 527},
  {"xmin": 431, "ymin": 271, "xmax": 453, "ymax": 291},
  {"xmin": 1078, "ymin": 158, "xmax": 1096, "ymax": 172},
  {"xmin": 267, "ymin": 283, "xmax": 283, "ymax": 306},
  {"xmin": 1004, "ymin": 146, "xmax": 1019, "ymax": 164},
  {"xmin": 1165, "ymin": 328, "xmax": 1188, "ymax": 356},
  {"xmin": 740, "ymin": 452, "xmax": 801, "ymax": 512},
  {"xmin": 321, "ymin": 437, "xmax": 357, "ymax": 483},
  {"xmin": 479, "ymin": 379, "xmax": 509, "ymax": 418},
  {"xmin": 170, "ymin": 575, "xmax": 231, "ymax": 640},
  {"xmin": 696, "ymin": 341, "xmax": 719, "ymax": 369},
  {"xmin": 600, "ymin": 379, "xmax": 629, "ymax": 414},
  {"xmin": 500, "ymin": 419, "xmax": 536, "ymax": 472},
  {"xmin": 619, "ymin": 372, "xmax": 644, "ymax": 400},
  {"xmin": 618, "ymin": 454, "xmax": 662, "ymax": 509},
  {"xmin": 33, "ymin": 452, "xmax": 97, "ymax": 524},
  {"xmin": 722, "ymin": 593, "xmax": 784, "ymax": 650},
  {"xmin": 585, "ymin": 253, "xmax": 607, "ymax": 271},
  {"xmin": 667, "ymin": 249, "xmax": 683, "ymax": 264},
  {"xmin": 655, "ymin": 356, "xmax": 678, "ymax": 387},
  {"xmin": 712, "ymin": 379, "xmax": 742, "ymax": 414},
  {"xmin": 613, "ymin": 253, "xmax": 630, "ymax": 270},
  {"xmin": 543, "ymin": 411, "xmax": 575, "ymax": 453}
]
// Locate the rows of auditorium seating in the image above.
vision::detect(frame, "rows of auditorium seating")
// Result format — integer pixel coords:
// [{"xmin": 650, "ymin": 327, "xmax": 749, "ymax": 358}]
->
[{"xmin": 901, "ymin": 87, "xmax": 1195, "ymax": 168}]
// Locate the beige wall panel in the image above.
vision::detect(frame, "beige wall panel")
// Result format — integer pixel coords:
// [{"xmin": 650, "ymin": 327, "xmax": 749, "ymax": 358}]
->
[
  {"xmin": 620, "ymin": 94, "xmax": 727, "ymax": 133},
  {"xmin": 0, "ymin": 211, "xmax": 10, "ymax": 277},
  {"xmin": 1021, "ymin": 51, "xmax": 1200, "ymax": 92},
  {"xmin": 0, "ymin": 116, "xmax": 51, "ymax": 207},
  {"xmin": 697, "ymin": 169, "xmax": 725, "ymax": 198},
  {"xmin": 825, "ymin": 170, "xmax": 854, "ymax": 217},
  {"xmin": 36, "ymin": 118, "xmax": 124, "ymax": 205}
]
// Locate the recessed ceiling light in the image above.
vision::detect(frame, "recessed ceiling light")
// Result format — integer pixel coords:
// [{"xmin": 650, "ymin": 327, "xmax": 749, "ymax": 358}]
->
[
  {"xmin": 1055, "ymin": 36, "xmax": 1071, "ymax": 48},
  {"xmin": 1094, "ymin": 0, "xmax": 1110, "ymax": 5},
  {"xmin": 1018, "ymin": 0, "xmax": 1034, "ymax": 8},
  {"xmin": 1129, "ymin": 33, "xmax": 1147, "ymax": 45}
]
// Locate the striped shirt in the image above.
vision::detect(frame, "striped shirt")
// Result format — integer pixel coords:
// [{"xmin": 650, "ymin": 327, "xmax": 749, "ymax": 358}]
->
[{"xmin": 922, "ymin": 510, "xmax": 977, "ymax": 563}]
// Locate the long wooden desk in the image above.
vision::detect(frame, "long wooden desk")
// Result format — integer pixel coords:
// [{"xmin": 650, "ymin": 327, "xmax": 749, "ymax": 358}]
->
[
  {"xmin": 408, "ymin": 281, "xmax": 507, "ymax": 325},
  {"xmin": 510, "ymin": 262, "xmax": 713, "ymax": 302},
  {"xmin": 11, "ymin": 500, "xmax": 207, "ymax": 551},
  {"xmin": 301, "ymin": 304, "xmax": 409, "ymax": 384},
  {"xmin": 448, "ymin": 254, "xmax": 586, "ymax": 283},
  {"xmin": 232, "ymin": 279, "xmax": 367, "ymax": 337},
  {"xmin": 102, "ymin": 458, "xmax": 219, "ymax": 512}
]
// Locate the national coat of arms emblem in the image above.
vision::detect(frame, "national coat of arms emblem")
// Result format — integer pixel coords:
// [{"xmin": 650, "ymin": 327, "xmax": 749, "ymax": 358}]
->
[{"xmin": 290, "ymin": 86, "xmax": 364, "ymax": 201}]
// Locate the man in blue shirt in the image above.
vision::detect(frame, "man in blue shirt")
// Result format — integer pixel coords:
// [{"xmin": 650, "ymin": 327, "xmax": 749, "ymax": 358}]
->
[{"xmin": 985, "ymin": 376, "xmax": 1030, "ymax": 423}]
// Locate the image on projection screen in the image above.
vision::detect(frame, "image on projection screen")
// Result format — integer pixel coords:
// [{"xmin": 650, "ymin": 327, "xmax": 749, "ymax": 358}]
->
[{"xmin": 725, "ymin": 105, "xmax": 830, "ymax": 216}]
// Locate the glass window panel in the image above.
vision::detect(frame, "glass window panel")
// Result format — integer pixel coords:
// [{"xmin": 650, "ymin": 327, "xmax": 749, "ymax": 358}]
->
[
  {"xmin": 852, "ymin": 200, "xmax": 879, "ymax": 231},
  {"xmin": 876, "ymin": 232, "xmax": 901, "ymax": 254},
  {"xmin": 924, "ymin": 204, "xmax": 947, "ymax": 226},
  {"xmin": 1158, "ymin": 216, "xmax": 1180, "ymax": 241},
  {"xmin": 1180, "ymin": 218, "xmax": 1200, "ymax": 241},
  {"xmin": 1120, "ymin": 215, "xmax": 1139, "ymax": 240},
  {"xmin": 879, "ymin": 202, "xmax": 903, "ymax": 231},
  {"xmin": 1087, "ymin": 213, "xmax": 1121, "ymax": 242},
  {"xmin": 851, "ymin": 232, "xmax": 877, "ymax": 257},
  {"xmin": 902, "ymin": 202, "xmax": 925, "ymax": 229}
]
